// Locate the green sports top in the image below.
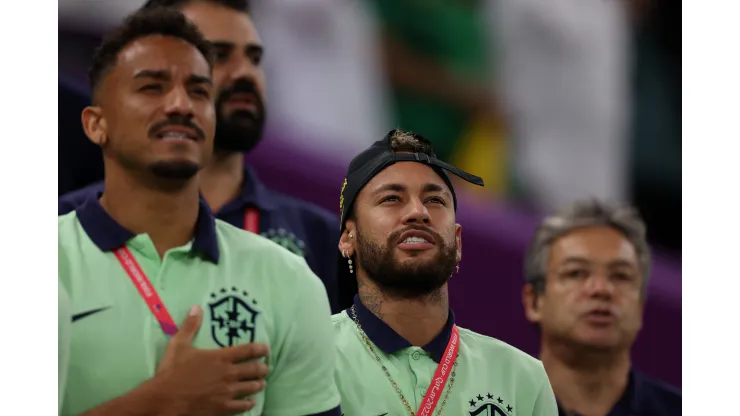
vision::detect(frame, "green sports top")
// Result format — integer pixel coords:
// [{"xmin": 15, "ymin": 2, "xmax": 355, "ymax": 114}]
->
[
  {"xmin": 58, "ymin": 194, "xmax": 340, "ymax": 415},
  {"xmin": 332, "ymin": 296, "xmax": 558, "ymax": 415}
]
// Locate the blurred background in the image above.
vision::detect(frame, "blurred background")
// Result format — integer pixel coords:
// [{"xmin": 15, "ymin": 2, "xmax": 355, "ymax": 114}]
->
[{"xmin": 59, "ymin": 0, "xmax": 681, "ymax": 386}]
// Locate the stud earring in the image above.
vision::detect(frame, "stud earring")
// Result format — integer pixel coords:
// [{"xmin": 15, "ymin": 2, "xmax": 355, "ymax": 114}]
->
[{"xmin": 456, "ymin": 265, "xmax": 460, "ymax": 274}]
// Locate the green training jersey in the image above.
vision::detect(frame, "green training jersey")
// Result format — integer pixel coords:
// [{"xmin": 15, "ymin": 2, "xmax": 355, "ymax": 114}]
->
[
  {"xmin": 59, "ymin": 281, "xmax": 71, "ymax": 415},
  {"xmin": 58, "ymin": 195, "xmax": 340, "ymax": 415},
  {"xmin": 332, "ymin": 297, "xmax": 557, "ymax": 415}
]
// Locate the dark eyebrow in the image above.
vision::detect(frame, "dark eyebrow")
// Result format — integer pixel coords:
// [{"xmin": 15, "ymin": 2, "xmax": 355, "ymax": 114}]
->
[
  {"xmin": 372, "ymin": 183, "xmax": 406, "ymax": 196},
  {"xmin": 245, "ymin": 44, "xmax": 263, "ymax": 55},
  {"xmin": 422, "ymin": 183, "xmax": 452, "ymax": 199},
  {"xmin": 210, "ymin": 41, "xmax": 234, "ymax": 50},
  {"xmin": 133, "ymin": 70, "xmax": 211, "ymax": 86},
  {"xmin": 187, "ymin": 74, "xmax": 212, "ymax": 86},
  {"xmin": 210, "ymin": 41, "xmax": 264, "ymax": 55},
  {"xmin": 133, "ymin": 69, "xmax": 170, "ymax": 81}
]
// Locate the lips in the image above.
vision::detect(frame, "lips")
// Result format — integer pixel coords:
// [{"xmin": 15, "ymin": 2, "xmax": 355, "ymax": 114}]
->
[
  {"xmin": 155, "ymin": 126, "xmax": 199, "ymax": 141},
  {"xmin": 397, "ymin": 229, "xmax": 436, "ymax": 246},
  {"xmin": 583, "ymin": 307, "xmax": 617, "ymax": 324}
]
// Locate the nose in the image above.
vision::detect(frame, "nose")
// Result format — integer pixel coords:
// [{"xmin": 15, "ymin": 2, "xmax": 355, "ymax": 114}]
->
[
  {"xmin": 401, "ymin": 197, "xmax": 431, "ymax": 225},
  {"xmin": 226, "ymin": 54, "xmax": 258, "ymax": 85},
  {"xmin": 584, "ymin": 273, "xmax": 615, "ymax": 300},
  {"xmin": 163, "ymin": 86, "xmax": 194, "ymax": 118}
]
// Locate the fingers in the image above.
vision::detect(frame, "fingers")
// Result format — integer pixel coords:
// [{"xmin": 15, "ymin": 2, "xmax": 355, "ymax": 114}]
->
[
  {"xmin": 225, "ymin": 342, "xmax": 270, "ymax": 362},
  {"xmin": 172, "ymin": 305, "xmax": 203, "ymax": 345},
  {"xmin": 229, "ymin": 380, "xmax": 267, "ymax": 397},
  {"xmin": 223, "ymin": 398, "xmax": 257, "ymax": 413},
  {"xmin": 231, "ymin": 361, "xmax": 270, "ymax": 381}
]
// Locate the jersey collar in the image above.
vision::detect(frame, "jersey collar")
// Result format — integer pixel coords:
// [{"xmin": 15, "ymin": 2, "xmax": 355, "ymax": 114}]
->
[
  {"xmin": 218, "ymin": 164, "xmax": 278, "ymax": 216},
  {"xmin": 76, "ymin": 191, "xmax": 220, "ymax": 263},
  {"xmin": 347, "ymin": 294, "xmax": 456, "ymax": 363}
]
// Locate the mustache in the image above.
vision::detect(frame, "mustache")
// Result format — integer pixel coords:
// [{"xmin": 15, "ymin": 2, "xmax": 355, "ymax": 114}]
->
[
  {"xmin": 388, "ymin": 225, "xmax": 443, "ymax": 246},
  {"xmin": 148, "ymin": 115, "xmax": 206, "ymax": 140},
  {"xmin": 219, "ymin": 79, "xmax": 261, "ymax": 103}
]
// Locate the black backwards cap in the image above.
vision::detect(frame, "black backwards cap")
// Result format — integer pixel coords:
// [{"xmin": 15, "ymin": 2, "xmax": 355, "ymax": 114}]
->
[{"xmin": 336, "ymin": 129, "xmax": 484, "ymax": 310}]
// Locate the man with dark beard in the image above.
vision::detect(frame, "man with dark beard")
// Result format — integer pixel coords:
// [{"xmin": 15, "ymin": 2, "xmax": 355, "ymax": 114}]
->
[
  {"xmin": 58, "ymin": 0, "xmax": 341, "ymax": 313},
  {"xmin": 332, "ymin": 129, "xmax": 558, "ymax": 415}
]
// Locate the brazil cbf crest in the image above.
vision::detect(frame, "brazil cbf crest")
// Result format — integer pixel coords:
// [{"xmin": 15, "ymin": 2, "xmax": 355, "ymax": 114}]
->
[
  {"xmin": 468, "ymin": 393, "xmax": 514, "ymax": 415},
  {"xmin": 260, "ymin": 228, "xmax": 306, "ymax": 257},
  {"xmin": 208, "ymin": 287, "xmax": 260, "ymax": 347}
]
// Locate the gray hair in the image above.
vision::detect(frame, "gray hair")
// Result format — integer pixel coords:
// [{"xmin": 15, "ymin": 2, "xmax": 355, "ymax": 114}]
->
[{"xmin": 524, "ymin": 199, "xmax": 652, "ymax": 297}]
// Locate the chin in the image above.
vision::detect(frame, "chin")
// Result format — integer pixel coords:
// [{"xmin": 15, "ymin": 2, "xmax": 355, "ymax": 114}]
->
[
  {"xmin": 149, "ymin": 159, "xmax": 201, "ymax": 180},
  {"xmin": 572, "ymin": 329, "xmax": 624, "ymax": 349}
]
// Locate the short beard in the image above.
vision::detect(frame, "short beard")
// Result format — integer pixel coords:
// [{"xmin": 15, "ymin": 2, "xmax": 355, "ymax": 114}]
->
[
  {"xmin": 355, "ymin": 225, "xmax": 457, "ymax": 300},
  {"xmin": 148, "ymin": 160, "xmax": 200, "ymax": 180},
  {"xmin": 213, "ymin": 90, "xmax": 266, "ymax": 154}
]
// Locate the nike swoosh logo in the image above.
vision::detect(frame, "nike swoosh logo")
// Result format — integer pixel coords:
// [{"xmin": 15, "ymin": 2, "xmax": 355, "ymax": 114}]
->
[{"xmin": 72, "ymin": 307, "xmax": 111, "ymax": 322}]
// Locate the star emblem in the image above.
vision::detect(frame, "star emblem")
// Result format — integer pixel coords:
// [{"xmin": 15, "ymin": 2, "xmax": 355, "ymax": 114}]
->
[
  {"xmin": 507, "ymin": 405, "xmax": 513, "ymax": 412},
  {"xmin": 476, "ymin": 394, "xmax": 483, "ymax": 401},
  {"xmin": 487, "ymin": 393, "xmax": 494, "ymax": 400},
  {"xmin": 469, "ymin": 400, "xmax": 476, "ymax": 407},
  {"xmin": 498, "ymin": 397, "xmax": 503, "ymax": 404}
]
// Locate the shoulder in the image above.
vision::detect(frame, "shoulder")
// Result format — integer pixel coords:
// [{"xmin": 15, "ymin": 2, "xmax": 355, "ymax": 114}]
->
[
  {"xmin": 632, "ymin": 371, "xmax": 682, "ymax": 412},
  {"xmin": 215, "ymin": 220, "xmax": 324, "ymax": 287},
  {"xmin": 58, "ymin": 211, "xmax": 82, "ymax": 239},
  {"xmin": 264, "ymin": 187, "xmax": 339, "ymax": 231},
  {"xmin": 458, "ymin": 326, "xmax": 547, "ymax": 380},
  {"xmin": 331, "ymin": 312, "xmax": 357, "ymax": 342},
  {"xmin": 59, "ymin": 182, "xmax": 104, "ymax": 215}
]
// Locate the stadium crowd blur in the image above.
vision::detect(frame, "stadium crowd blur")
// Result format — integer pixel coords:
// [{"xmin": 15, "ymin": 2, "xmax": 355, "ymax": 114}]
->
[{"xmin": 59, "ymin": 0, "xmax": 681, "ymax": 397}]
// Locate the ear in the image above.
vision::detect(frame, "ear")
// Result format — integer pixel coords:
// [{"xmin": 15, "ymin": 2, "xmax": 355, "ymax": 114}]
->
[
  {"xmin": 454, "ymin": 223, "xmax": 462, "ymax": 264},
  {"xmin": 81, "ymin": 106, "xmax": 108, "ymax": 147},
  {"xmin": 522, "ymin": 284, "xmax": 543, "ymax": 324},
  {"xmin": 338, "ymin": 218, "xmax": 357, "ymax": 257}
]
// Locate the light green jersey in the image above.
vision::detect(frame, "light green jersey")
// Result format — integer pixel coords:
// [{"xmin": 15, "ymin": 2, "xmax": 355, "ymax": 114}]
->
[
  {"xmin": 59, "ymin": 282, "xmax": 71, "ymax": 415},
  {"xmin": 332, "ymin": 298, "xmax": 557, "ymax": 415},
  {"xmin": 58, "ymin": 196, "xmax": 340, "ymax": 415}
]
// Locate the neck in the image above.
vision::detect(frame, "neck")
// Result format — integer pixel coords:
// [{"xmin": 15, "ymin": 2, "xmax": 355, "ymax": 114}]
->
[
  {"xmin": 101, "ymin": 166, "xmax": 201, "ymax": 258},
  {"xmin": 541, "ymin": 339, "xmax": 631, "ymax": 416},
  {"xmin": 199, "ymin": 151, "xmax": 244, "ymax": 213},
  {"xmin": 357, "ymin": 274, "xmax": 449, "ymax": 347}
]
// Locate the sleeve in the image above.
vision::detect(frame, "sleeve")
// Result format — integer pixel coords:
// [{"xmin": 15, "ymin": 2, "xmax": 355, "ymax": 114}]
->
[
  {"xmin": 59, "ymin": 280, "xmax": 72, "ymax": 415},
  {"xmin": 532, "ymin": 365, "xmax": 558, "ymax": 416},
  {"xmin": 262, "ymin": 262, "xmax": 341, "ymax": 416}
]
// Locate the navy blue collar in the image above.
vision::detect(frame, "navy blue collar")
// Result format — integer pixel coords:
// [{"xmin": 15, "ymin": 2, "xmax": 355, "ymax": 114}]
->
[
  {"xmin": 218, "ymin": 164, "xmax": 278, "ymax": 215},
  {"xmin": 76, "ymin": 191, "xmax": 220, "ymax": 263},
  {"xmin": 346, "ymin": 295, "xmax": 456, "ymax": 363}
]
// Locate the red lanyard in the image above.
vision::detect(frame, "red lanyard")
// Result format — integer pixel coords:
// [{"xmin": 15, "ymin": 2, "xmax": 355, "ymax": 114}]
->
[
  {"xmin": 113, "ymin": 207, "xmax": 260, "ymax": 337},
  {"xmin": 243, "ymin": 207, "xmax": 259, "ymax": 233},
  {"xmin": 417, "ymin": 325, "xmax": 460, "ymax": 416},
  {"xmin": 114, "ymin": 246, "xmax": 179, "ymax": 337}
]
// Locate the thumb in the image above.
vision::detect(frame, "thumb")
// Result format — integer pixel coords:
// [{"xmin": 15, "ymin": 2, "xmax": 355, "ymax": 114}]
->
[{"xmin": 173, "ymin": 305, "xmax": 203, "ymax": 344}]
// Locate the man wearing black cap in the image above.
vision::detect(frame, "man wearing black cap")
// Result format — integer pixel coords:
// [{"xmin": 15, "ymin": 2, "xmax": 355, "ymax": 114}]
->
[{"xmin": 331, "ymin": 129, "xmax": 558, "ymax": 415}]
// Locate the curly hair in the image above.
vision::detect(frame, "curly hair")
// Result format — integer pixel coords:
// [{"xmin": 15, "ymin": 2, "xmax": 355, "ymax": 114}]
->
[{"xmin": 88, "ymin": 7, "xmax": 214, "ymax": 102}]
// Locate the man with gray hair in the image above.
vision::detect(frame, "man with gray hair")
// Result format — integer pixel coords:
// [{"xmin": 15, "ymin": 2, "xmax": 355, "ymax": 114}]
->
[{"xmin": 522, "ymin": 199, "xmax": 681, "ymax": 416}]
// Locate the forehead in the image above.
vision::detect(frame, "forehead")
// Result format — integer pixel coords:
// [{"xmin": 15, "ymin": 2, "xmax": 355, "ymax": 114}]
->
[
  {"xmin": 180, "ymin": 1, "xmax": 261, "ymax": 45},
  {"xmin": 113, "ymin": 35, "xmax": 210, "ymax": 80},
  {"xmin": 549, "ymin": 226, "xmax": 638, "ymax": 265},
  {"xmin": 360, "ymin": 162, "xmax": 450, "ymax": 196}
]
